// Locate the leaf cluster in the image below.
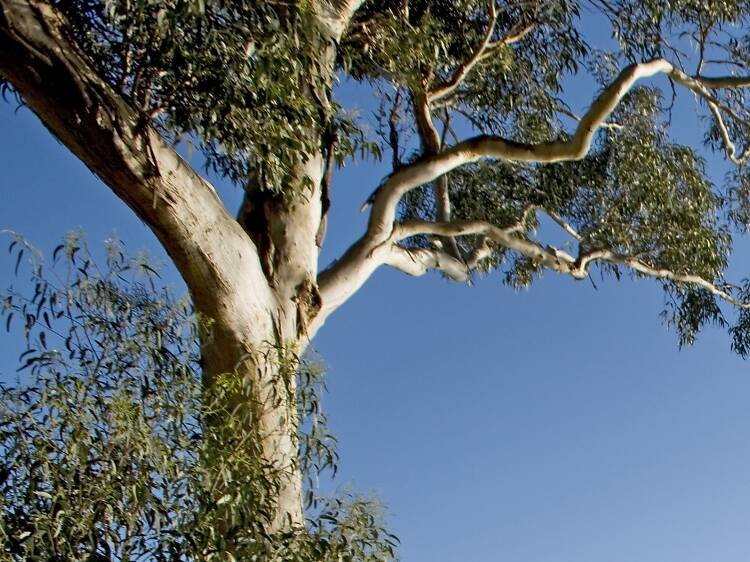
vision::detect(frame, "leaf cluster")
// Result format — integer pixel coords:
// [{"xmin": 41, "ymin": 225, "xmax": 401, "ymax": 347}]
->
[
  {"xmin": 0, "ymin": 234, "xmax": 397, "ymax": 561},
  {"xmin": 345, "ymin": 1, "xmax": 587, "ymax": 143},
  {"xmin": 52, "ymin": 0, "xmax": 334, "ymax": 192}
]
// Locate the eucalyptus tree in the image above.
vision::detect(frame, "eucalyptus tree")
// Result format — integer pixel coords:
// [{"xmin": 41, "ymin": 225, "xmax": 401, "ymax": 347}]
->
[{"xmin": 3, "ymin": 0, "xmax": 750, "ymax": 544}]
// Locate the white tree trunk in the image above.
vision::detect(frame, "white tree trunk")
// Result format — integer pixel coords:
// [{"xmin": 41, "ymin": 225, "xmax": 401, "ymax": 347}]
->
[{"xmin": 0, "ymin": 0, "xmax": 330, "ymax": 533}]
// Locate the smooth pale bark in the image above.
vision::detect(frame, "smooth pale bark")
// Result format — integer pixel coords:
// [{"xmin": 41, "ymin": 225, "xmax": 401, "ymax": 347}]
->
[{"xmin": 313, "ymin": 0, "xmax": 366, "ymax": 39}]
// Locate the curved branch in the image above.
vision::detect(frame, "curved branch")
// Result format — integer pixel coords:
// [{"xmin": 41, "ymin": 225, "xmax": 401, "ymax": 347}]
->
[
  {"xmin": 318, "ymin": 57, "xmax": 750, "ymax": 327},
  {"xmin": 398, "ymin": 219, "xmax": 750, "ymax": 309},
  {"xmin": 707, "ymin": 101, "xmax": 750, "ymax": 164},
  {"xmin": 575, "ymin": 250, "xmax": 750, "ymax": 309},
  {"xmin": 365, "ymin": 59, "xmax": 676, "ymax": 244},
  {"xmin": 366, "ymin": 60, "xmax": 750, "ymax": 244}
]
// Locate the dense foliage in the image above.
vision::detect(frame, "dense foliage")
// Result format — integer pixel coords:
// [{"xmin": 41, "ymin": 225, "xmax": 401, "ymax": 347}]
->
[{"xmin": 0, "ymin": 235, "xmax": 397, "ymax": 561}]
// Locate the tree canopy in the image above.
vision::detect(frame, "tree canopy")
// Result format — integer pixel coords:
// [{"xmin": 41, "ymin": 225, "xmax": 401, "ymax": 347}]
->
[
  {"xmin": 3, "ymin": 0, "xmax": 750, "ymax": 342},
  {"xmin": 4, "ymin": 0, "xmax": 750, "ymax": 558}
]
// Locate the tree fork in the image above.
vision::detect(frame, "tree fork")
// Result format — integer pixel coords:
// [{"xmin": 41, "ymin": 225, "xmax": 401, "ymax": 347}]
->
[{"xmin": 0, "ymin": 0, "xmax": 318, "ymax": 533}]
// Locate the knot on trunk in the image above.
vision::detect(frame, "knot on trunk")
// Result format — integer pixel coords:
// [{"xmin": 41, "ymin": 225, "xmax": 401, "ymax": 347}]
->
[{"xmin": 294, "ymin": 277, "xmax": 322, "ymax": 337}]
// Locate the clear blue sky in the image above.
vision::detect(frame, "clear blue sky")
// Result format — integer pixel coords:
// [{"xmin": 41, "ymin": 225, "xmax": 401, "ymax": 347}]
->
[{"xmin": 3, "ymin": 49, "xmax": 750, "ymax": 562}]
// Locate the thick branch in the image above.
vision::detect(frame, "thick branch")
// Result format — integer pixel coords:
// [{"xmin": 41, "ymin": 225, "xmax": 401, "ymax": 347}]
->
[
  {"xmin": 363, "ymin": 60, "xmax": 674, "ymax": 243},
  {"xmin": 1, "ymin": 0, "xmax": 309, "ymax": 529},
  {"xmin": 320, "ymin": 58, "xmax": 750, "ymax": 329},
  {"xmin": 0, "ymin": 0, "xmax": 277, "ymax": 353},
  {"xmin": 318, "ymin": 58, "xmax": 666, "ymax": 321}
]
